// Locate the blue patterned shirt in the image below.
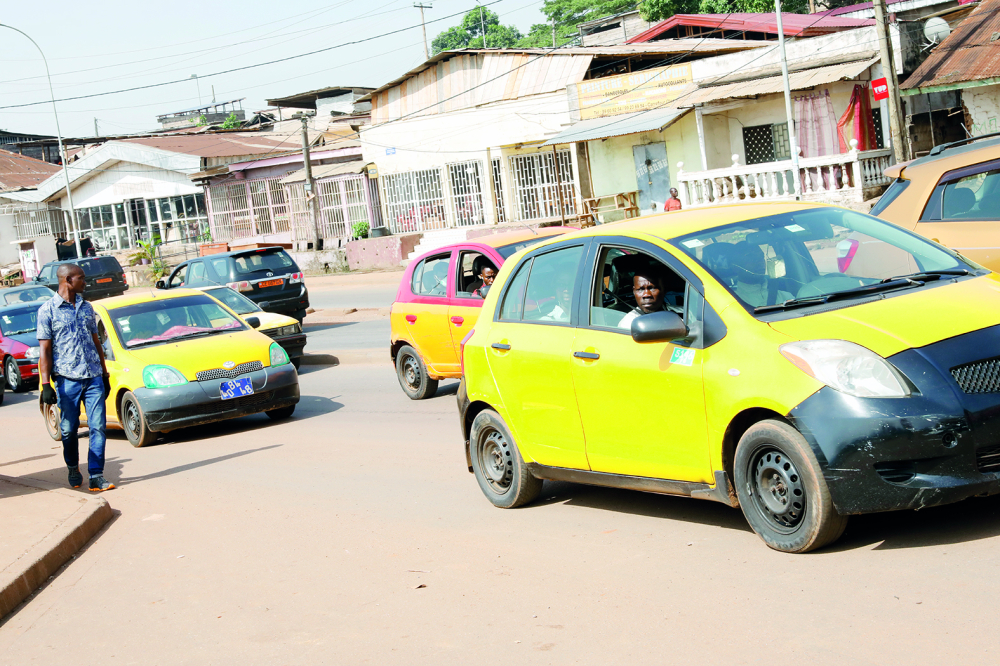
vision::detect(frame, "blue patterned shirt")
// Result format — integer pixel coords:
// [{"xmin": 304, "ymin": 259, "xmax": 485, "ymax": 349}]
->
[{"xmin": 36, "ymin": 293, "xmax": 102, "ymax": 380}]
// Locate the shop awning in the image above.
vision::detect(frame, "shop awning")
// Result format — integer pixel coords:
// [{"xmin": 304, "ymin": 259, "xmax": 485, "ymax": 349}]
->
[
  {"xmin": 280, "ymin": 160, "xmax": 366, "ymax": 184},
  {"xmin": 542, "ymin": 107, "xmax": 690, "ymax": 145}
]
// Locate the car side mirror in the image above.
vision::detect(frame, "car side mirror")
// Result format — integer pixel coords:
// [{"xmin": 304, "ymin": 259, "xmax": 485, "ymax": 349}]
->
[
  {"xmin": 631, "ymin": 310, "xmax": 688, "ymax": 343},
  {"xmin": 258, "ymin": 301, "xmax": 270, "ymax": 310},
  {"xmin": 246, "ymin": 316, "xmax": 261, "ymax": 329},
  {"xmin": 154, "ymin": 280, "xmax": 165, "ymax": 289}
]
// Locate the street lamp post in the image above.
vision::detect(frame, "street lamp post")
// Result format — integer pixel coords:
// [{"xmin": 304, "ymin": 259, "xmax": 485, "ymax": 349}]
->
[{"xmin": 0, "ymin": 22, "xmax": 82, "ymax": 257}]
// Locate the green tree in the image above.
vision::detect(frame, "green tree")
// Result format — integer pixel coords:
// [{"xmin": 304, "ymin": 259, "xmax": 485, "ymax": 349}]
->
[
  {"xmin": 642, "ymin": 0, "xmax": 808, "ymax": 21},
  {"xmin": 431, "ymin": 8, "xmax": 523, "ymax": 54}
]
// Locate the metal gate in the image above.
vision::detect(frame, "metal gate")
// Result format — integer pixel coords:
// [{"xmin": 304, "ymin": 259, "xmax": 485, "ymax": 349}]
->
[
  {"xmin": 446, "ymin": 160, "xmax": 486, "ymax": 227},
  {"xmin": 380, "ymin": 168, "xmax": 447, "ymax": 234},
  {"xmin": 207, "ymin": 177, "xmax": 288, "ymax": 241},
  {"xmin": 491, "ymin": 158, "xmax": 507, "ymax": 224},
  {"xmin": 317, "ymin": 175, "xmax": 370, "ymax": 238},
  {"xmin": 508, "ymin": 151, "xmax": 576, "ymax": 221}
]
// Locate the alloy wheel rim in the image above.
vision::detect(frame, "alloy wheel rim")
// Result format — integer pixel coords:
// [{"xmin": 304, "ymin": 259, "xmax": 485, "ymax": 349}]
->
[
  {"xmin": 748, "ymin": 446, "xmax": 805, "ymax": 531},
  {"xmin": 7, "ymin": 358, "xmax": 18, "ymax": 390},
  {"xmin": 478, "ymin": 428, "xmax": 513, "ymax": 494},
  {"xmin": 45, "ymin": 403, "xmax": 59, "ymax": 435},
  {"xmin": 401, "ymin": 354, "xmax": 421, "ymax": 390}
]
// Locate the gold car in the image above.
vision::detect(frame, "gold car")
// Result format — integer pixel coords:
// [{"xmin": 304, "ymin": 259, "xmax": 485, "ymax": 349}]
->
[{"xmin": 872, "ymin": 133, "xmax": 1000, "ymax": 270}]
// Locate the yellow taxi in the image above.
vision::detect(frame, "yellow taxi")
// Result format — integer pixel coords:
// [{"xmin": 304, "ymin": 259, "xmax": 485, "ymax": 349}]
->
[
  {"xmin": 459, "ymin": 202, "xmax": 1000, "ymax": 553},
  {"xmin": 390, "ymin": 227, "xmax": 572, "ymax": 399},
  {"xmin": 40, "ymin": 288, "xmax": 299, "ymax": 447}
]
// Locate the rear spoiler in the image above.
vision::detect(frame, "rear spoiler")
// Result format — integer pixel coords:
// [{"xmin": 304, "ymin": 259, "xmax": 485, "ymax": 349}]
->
[{"xmin": 883, "ymin": 159, "xmax": 914, "ymax": 180}]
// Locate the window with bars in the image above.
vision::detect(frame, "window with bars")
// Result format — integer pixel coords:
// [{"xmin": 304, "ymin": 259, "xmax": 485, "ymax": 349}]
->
[
  {"xmin": 380, "ymin": 168, "xmax": 447, "ymax": 234},
  {"xmin": 508, "ymin": 151, "xmax": 577, "ymax": 221},
  {"xmin": 207, "ymin": 177, "xmax": 288, "ymax": 241},
  {"xmin": 447, "ymin": 160, "xmax": 486, "ymax": 227},
  {"xmin": 318, "ymin": 175, "xmax": 371, "ymax": 239},
  {"xmin": 743, "ymin": 123, "xmax": 793, "ymax": 165},
  {"xmin": 492, "ymin": 158, "xmax": 507, "ymax": 224},
  {"xmin": 872, "ymin": 108, "xmax": 885, "ymax": 149}
]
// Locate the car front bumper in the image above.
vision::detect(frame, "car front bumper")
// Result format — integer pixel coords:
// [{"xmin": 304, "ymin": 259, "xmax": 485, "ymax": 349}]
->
[
  {"xmin": 15, "ymin": 357, "xmax": 39, "ymax": 380},
  {"xmin": 134, "ymin": 363, "xmax": 299, "ymax": 433},
  {"xmin": 264, "ymin": 331, "xmax": 307, "ymax": 360},
  {"xmin": 252, "ymin": 287, "xmax": 309, "ymax": 316},
  {"xmin": 789, "ymin": 334, "xmax": 1000, "ymax": 515}
]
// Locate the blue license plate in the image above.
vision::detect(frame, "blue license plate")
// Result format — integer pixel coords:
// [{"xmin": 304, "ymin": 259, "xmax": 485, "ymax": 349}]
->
[{"xmin": 220, "ymin": 377, "xmax": 254, "ymax": 400}]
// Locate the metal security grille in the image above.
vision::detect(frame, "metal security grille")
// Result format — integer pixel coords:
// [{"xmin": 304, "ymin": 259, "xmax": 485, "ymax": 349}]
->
[
  {"xmin": 380, "ymin": 168, "xmax": 447, "ymax": 234},
  {"xmin": 284, "ymin": 183, "xmax": 314, "ymax": 243},
  {"xmin": 772, "ymin": 123, "xmax": 791, "ymax": 160},
  {"xmin": 11, "ymin": 206, "xmax": 67, "ymax": 240},
  {"xmin": 952, "ymin": 358, "xmax": 1000, "ymax": 393},
  {"xmin": 872, "ymin": 108, "xmax": 885, "ymax": 149},
  {"xmin": 207, "ymin": 177, "xmax": 288, "ymax": 241},
  {"xmin": 196, "ymin": 361, "xmax": 264, "ymax": 382},
  {"xmin": 447, "ymin": 160, "xmax": 486, "ymax": 226},
  {"xmin": 743, "ymin": 125, "xmax": 776, "ymax": 165},
  {"xmin": 977, "ymin": 443, "xmax": 1000, "ymax": 473},
  {"xmin": 492, "ymin": 158, "xmax": 507, "ymax": 224},
  {"xmin": 317, "ymin": 175, "xmax": 370, "ymax": 239},
  {"xmin": 508, "ymin": 151, "xmax": 577, "ymax": 221}
]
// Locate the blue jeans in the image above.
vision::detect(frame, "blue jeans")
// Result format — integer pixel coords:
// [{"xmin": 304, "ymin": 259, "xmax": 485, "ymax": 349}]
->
[{"xmin": 56, "ymin": 376, "xmax": 107, "ymax": 476}]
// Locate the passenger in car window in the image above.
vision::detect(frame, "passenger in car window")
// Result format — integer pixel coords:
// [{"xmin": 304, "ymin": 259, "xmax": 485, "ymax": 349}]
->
[
  {"xmin": 472, "ymin": 259, "xmax": 497, "ymax": 298},
  {"xmin": 731, "ymin": 242, "xmax": 793, "ymax": 307},
  {"xmin": 617, "ymin": 260, "xmax": 675, "ymax": 329}
]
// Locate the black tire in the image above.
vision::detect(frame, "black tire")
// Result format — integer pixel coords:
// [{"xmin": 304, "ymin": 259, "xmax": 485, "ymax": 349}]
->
[
  {"xmin": 291, "ymin": 357, "xmax": 301, "ymax": 370},
  {"xmin": 6, "ymin": 357, "xmax": 25, "ymax": 392},
  {"xmin": 395, "ymin": 345, "xmax": 438, "ymax": 400},
  {"xmin": 0, "ymin": 377, "xmax": 5, "ymax": 406},
  {"xmin": 42, "ymin": 400, "xmax": 61, "ymax": 441},
  {"xmin": 469, "ymin": 409, "xmax": 542, "ymax": 509},
  {"xmin": 734, "ymin": 419, "xmax": 848, "ymax": 553},
  {"xmin": 266, "ymin": 405, "xmax": 295, "ymax": 420},
  {"xmin": 120, "ymin": 391, "xmax": 157, "ymax": 448}
]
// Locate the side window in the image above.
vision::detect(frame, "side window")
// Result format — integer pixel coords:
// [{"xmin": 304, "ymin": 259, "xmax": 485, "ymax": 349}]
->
[
  {"xmin": 96, "ymin": 319, "xmax": 115, "ymax": 361},
  {"xmin": 211, "ymin": 258, "xmax": 230, "ymax": 280},
  {"xmin": 501, "ymin": 245, "xmax": 583, "ymax": 324},
  {"xmin": 168, "ymin": 264, "xmax": 187, "ymax": 288},
  {"xmin": 411, "ymin": 253, "xmax": 451, "ymax": 297},
  {"xmin": 188, "ymin": 262, "xmax": 207, "ymax": 284},
  {"xmin": 588, "ymin": 247, "xmax": 687, "ymax": 330},
  {"xmin": 922, "ymin": 162, "xmax": 1000, "ymax": 221},
  {"xmin": 499, "ymin": 259, "xmax": 532, "ymax": 321},
  {"xmin": 456, "ymin": 251, "xmax": 497, "ymax": 298},
  {"xmin": 39, "ymin": 265, "xmax": 53, "ymax": 281}
]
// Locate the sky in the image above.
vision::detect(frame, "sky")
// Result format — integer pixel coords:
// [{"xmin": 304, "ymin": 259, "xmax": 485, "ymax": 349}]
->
[{"xmin": 0, "ymin": 0, "xmax": 549, "ymax": 139}]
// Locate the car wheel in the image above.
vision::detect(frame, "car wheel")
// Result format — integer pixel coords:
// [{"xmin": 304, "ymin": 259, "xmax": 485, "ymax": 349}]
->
[
  {"xmin": 121, "ymin": 391, "xmax": 157, "ymax": 448},
  {"xmin": 291, "ymin": 357, "xmax": 301, "ymax": 370},
  {"xmin": 395, "ymin": 345, "xmax": 438, "ymax": 400},
  {"xmin": 5, "ymin": 357, "xmax": 24, "ymax": 392},
  {"xmin": 0, "ymin": 377, "xmax": 5, "ymax": 406},
  {"xmin": 470, "ymin": 409, "xmax": 542, "ymax": 509},
  {"xmin": 42, "ymin": 400, "xmax": 61, "ymax": 441},
  {"xmin": 734, "ymin": 419, "xmax": 848, "ymax": 553},
  {"xmin": 266, "ymin": 405, "xmax": 295, "ymax": 420}
]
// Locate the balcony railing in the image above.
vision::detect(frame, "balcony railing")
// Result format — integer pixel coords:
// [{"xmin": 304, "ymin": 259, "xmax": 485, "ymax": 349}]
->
[{"xmin": 676, "ymin": 141, "xmax": 892, "ymax": 209}]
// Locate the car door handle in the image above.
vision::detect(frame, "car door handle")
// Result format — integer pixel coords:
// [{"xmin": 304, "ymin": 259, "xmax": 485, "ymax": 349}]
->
[
  {"xmin": 491, "ymin": 343, "xmax": 511, "ymax": 351},
  {"xmin": 451, "ymin": 316, "xmax": 464, "ymax": 326},
  {"xmin": 406, "ymin": 315, "xmax": 417, "ymax": 323},
  {"xmin": 573, "ymin": 351, "xmax": 600, "ymax": 360}
]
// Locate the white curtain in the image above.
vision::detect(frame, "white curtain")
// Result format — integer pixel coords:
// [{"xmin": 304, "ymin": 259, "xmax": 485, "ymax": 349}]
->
[{"xmin": 794, "ymin": 90, "xmax": 840, "ymax": 190}]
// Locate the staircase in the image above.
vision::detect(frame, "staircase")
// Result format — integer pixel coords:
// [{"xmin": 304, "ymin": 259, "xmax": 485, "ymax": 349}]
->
[{"xmin": 406, "ymin": 227, "xmax": 479, "ymax": 261}]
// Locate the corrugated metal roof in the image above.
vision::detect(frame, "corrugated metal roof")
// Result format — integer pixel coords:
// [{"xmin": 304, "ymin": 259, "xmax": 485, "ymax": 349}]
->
[
  {"xmin": 266, "ymin": 86, "xmax": 375, "ymax": 110},
  {"xmin": 0, "ymin": 148, "xmax": 60, "ymax": 191},
  {"xmin": 542, "ymin": 108, "xmax": 690, "ymax": 144},
  {"xmin": 901, "ymin": 0, "xmax": 1000, "ymax": 92},
  {"xmin": 280, "ymin": 160, "xmax": 366, "ymax": 184},
  {"xmin": 673, "ymin": 57, "xmax": 878, "ymax": 105},
  {"xmin": 627, "ymin": 13, "xmax": 874, "ymax": 43},
  {"xmin": 120, "ymin": 133, "xmax": 301, "ymax": 158}
]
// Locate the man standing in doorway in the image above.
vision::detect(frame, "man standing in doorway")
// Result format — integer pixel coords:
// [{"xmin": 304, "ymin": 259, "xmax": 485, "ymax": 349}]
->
[
  {"xmin": 37, "ymin": 264, "xmax": 115, "ymax": 492},
  {"xmin": 666, "ymin": 188, "xmax": 683, "ymax": 211}
]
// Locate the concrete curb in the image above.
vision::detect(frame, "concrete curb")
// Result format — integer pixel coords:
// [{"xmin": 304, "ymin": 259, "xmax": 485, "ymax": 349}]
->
[{"xmin": 0, "ymin": 475, "xmax": 113, "ymax": 621}]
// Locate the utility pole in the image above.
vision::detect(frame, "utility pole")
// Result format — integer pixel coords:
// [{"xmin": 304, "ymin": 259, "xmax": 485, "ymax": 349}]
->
[
  {"xmin": 415, "ymin": 3, "xmax": 432, "ymax": 61},
  {"xmin": 477, "ymin": 1, "xmax": 487, "ymax": 48},
  {"xmin": 300, "ymin": 116, "xmax": 322, "ymax": 250},
  {"xmin": 93, "ymin": 118, "xmax": 99, "ymax": 137},
  {"xmin": 191, "ymin": 74, "xmax": 201, "ymax": 104},
  {"xmin": 873, "ymin": 0, "xmax": 907, "ymax": 162},
  {"xmin": 774, "ymin": 2, "xmax": 801, "ymax": 198}
]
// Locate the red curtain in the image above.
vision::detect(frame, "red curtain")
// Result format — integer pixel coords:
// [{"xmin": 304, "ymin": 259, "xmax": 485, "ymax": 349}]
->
[{"xmin": 837, "ymin": 84, "xmax": 878, "ymax": 152}]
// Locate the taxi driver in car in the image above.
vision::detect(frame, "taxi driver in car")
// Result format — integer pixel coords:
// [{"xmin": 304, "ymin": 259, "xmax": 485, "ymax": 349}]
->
[{"xmin": 618, "ymin": 258, "xmax": 675, "ymax": 329}]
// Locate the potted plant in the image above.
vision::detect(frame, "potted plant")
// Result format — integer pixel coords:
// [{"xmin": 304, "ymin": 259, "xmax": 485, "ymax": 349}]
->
[
  {"xmin": 351, "ymin": 221, "xmax": 370, "ymax": 240},
  {"xmin": 128, "ymin": 239, "xmax": 160, "ymax": 267}
]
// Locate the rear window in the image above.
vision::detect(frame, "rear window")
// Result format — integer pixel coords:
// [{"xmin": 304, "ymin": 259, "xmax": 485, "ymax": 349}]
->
[
  {"xmin": 233, "ymin": 250, "xmax": 296, "ymax": 275},
  {"xmin": 870, "ymin": 179, "xmax": 910, "ymax": 216},
  {"xmin": 73, "ymin": 257, "xmax": 121, "ymax": 276},
  {"xmin": 496, "ymin": 237, "xmax": 552, "ymax": 259}
]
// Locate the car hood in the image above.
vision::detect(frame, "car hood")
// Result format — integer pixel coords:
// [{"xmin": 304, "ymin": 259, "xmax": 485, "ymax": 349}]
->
[
  {"xmin": 245, "ymin": 311, "xmax": 298, "ymax": 332},
  {"xmin": 5, "ymin": 333, "xmax": 39, "ymax": 349},
  {"xmin": 768, "ymin": 274, "xmax": 1000, "ymax": 357},
  {"xmin": 120, "ymin": 329, "xmax": 273, "ymax": 381}
]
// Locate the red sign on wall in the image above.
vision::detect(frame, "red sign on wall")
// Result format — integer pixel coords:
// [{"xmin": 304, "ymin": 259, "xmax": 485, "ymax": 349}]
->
[{"xmin": 872, "ymin": 77, "xmax": 889, "ymax": 101}]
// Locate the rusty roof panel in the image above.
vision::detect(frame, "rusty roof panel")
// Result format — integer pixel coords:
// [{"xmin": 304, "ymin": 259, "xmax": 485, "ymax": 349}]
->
[
  {"xmin": 902, "ymin": 0, "xmax": 1000, "ymax": 91},
  {"xmin": 0, "ymin": 148, "xmax": 60, "ymax": 191},
  {"xmin": 120, "ymin": 133, "xmax": 300, "ymax": 158}
]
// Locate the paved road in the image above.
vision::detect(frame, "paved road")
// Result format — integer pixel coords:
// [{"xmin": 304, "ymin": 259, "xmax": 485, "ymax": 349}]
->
[
  {"xmin": 305, "ymin": 270, "xmax": 402, "ymax": 311},
  {"xmin": 3, "ymin": 358, "xmax": 1000, "ymax": 664}
]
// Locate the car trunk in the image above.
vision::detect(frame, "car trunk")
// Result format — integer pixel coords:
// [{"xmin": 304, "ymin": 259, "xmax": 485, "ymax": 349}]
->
[{"xmin": 230, "ymin": 249, "xmax": 303, "ymax": 310}]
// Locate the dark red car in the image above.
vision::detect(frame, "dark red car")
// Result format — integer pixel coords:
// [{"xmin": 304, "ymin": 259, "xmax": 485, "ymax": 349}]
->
[{"xmin": 0, "ymin": 301, "xmax": 43, "ymax": 392}]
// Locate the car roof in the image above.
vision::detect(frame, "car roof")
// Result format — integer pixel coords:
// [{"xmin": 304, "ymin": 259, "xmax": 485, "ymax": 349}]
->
[
  {"xmin": 198, "ymin": 246, "xmax": 291, "ymax": 260},
  {"xmin": 97, "ymin": 288, "xmax": 207, "ymax": 309},
  {"xmin": 0, "ymin": 283, "xmax": 51, "ymax": 293},
  {"xmin": 896, "ymin": 134, "xmax": 1000, "ymax": 180},
  {"xmin": 473, "ymin": 226, "xmax": 575, "ymax": 249}
]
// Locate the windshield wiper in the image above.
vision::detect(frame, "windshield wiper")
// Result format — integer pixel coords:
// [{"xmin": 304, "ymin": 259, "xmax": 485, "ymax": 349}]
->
[
  {"xmin": 127, "ymin": 329, "xmax": 223, "ymax": 348},
  {"xmin": 755, "ymin": 278, "xmax": 926, "ymax": 313},
  {"xmin": 5, "ymin": 329, "xmax": 36, "ymax": 336},
  {"xmin": 881, "ymin": 269, "xmax": 970, "ymax": 283}
]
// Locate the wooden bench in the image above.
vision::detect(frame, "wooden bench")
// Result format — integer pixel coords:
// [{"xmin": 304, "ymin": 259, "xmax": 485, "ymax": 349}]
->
[{"xmin": 576, "ymin": 191, "xmax": 641, "ymax": 227}]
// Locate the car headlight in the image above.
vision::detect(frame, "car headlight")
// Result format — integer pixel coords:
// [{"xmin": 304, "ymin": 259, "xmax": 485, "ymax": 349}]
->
[
  {"xmin": 24, "ymin": 346, "xmax": 41, "ymax": 359},
  {"xmin": 143, "ymin": 364, "xmax": 189, "ymax": 388},
  {"xmin": 269, "ymin": 342, "xmax": 290, "ymax": 367},
  {"xmin": 779, "ymin": 340, "xmax": 910, "ymax": 398}
]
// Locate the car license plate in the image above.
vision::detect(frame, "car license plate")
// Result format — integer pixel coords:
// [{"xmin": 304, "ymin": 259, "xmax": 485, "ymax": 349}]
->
[
  {"xmin": 220, "ymin": 377, "xmax": 254, "ymax": 400},
  {"xmin": 257, "ymin": 279, "xmax": 283, "ymax": 288},
  {"xmin": 96, "ymin": 277, "xmax": 113, "ymax": 283}
]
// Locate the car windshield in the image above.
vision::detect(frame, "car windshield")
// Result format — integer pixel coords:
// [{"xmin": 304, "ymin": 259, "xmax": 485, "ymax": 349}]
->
[
  {"xmin": 672, "ymin": 208, "xmax": 975, "ymax": 315},
  {"xmin": 2, "ymin": 287, "xmax": 52, "ymax": 306},
  {"xmin": 204, "ymin": 287, "xmax": 260, "ymax": 315},
  {"xmin": 0, "ymin": 306, "xmax": 41, "ymax": 336},
  {"xmin": 496, "ymin": 237, "xmax": 553, "ymax": 259},
  {"xmin": 232, "ymin": 249, "xmax": 295, "ymax": 275},
  {"xmin": 108, "ymin": 294, "xmax": 247, "ymax": 348}
]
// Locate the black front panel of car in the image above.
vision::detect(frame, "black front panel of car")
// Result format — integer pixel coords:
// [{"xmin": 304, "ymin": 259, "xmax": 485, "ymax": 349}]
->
[{"xmin": 788, "ymin": 325, "xmax": 1000, "ymax": 515}]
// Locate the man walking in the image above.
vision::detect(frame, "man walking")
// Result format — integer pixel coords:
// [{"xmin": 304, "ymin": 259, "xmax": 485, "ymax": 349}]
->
[
  {"xmin": 37, "ymin": 264, "xmax": 115, "ymax": 492},
  {"xmin": 666, "ymin": 187, "xmax": 683, "ymax": 211}
]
